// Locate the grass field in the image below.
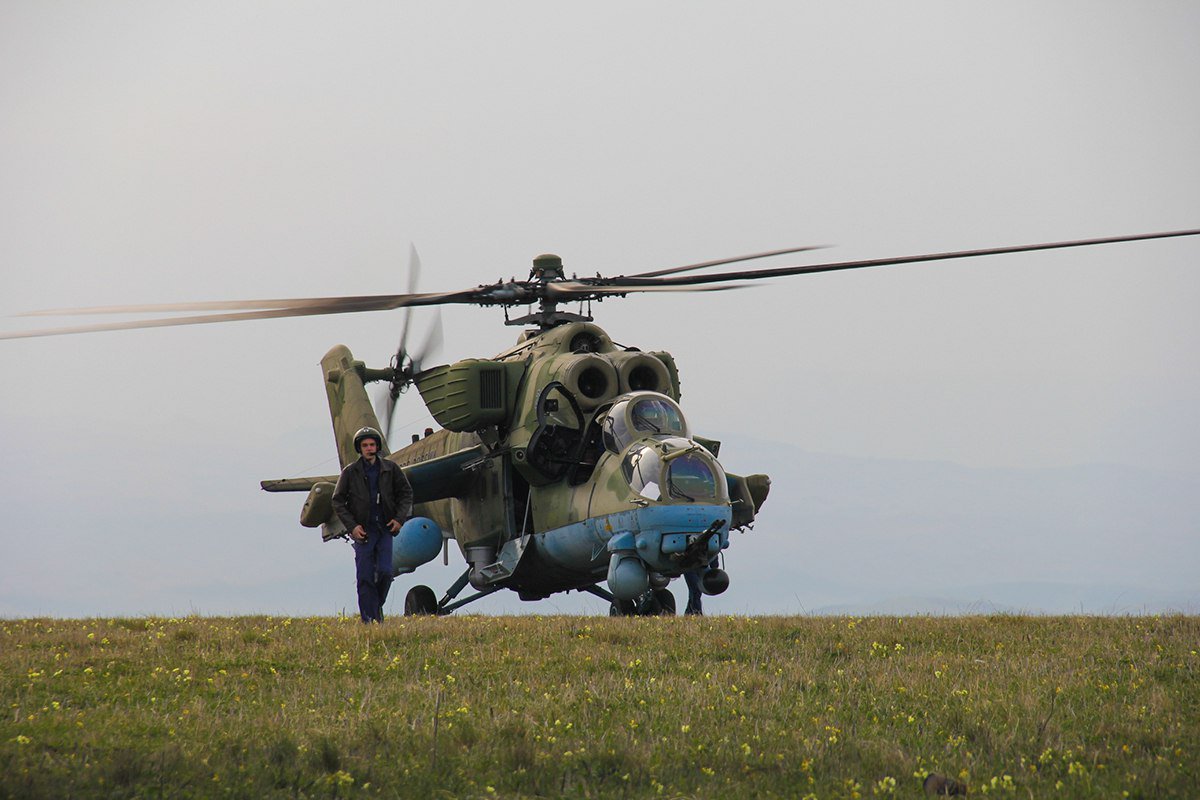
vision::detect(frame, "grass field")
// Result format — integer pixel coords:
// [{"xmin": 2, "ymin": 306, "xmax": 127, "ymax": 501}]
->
[{"xmin": 2, "ymin": 614, "xmax": 1196, "ymax": 798}]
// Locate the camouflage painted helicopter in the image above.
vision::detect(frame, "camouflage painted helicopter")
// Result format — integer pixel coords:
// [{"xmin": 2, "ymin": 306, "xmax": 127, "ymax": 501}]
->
[{"xmin": 4, "ymin": 229, "xmax": 1198, "ymax": 615}]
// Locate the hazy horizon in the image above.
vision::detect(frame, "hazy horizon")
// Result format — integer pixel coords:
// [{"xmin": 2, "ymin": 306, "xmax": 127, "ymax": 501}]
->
[{"xmin": 3, "ymin": 2, "xmax": 1198, "ymax": 617}]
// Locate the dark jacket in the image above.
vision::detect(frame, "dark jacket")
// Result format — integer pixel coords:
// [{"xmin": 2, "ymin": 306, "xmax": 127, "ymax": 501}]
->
[{"xmin": 332, "ymin": 456, "xmax": 414, "ymax": 534}]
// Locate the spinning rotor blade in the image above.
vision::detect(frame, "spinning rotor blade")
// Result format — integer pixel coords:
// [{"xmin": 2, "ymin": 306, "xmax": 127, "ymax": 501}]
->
[
  {"xmin": 384, "ymin": 247, "xmax": 427, "ymax": 434},
  {"xmin": 624, "ymin": 245, "xmax": 827, "ymax": 278},
  {"xmin": 0, "ymin": 288, "xmax": 475, "ymax": 340},
  {"xmin": 412, "ymin": 307, "xmax": 445, "ymax": 369},
  {"xmin": 377, "ymin": 392, "xmax": 395, "ymax": 444},
  {"xmin": 545, "ymin": 282, "xmax": 747, "ymax": 300},
  {"xmin": 575, "ymin": 228, "xmax": 1200, "ymax": 290},
  {"xmin": 379, "ymin": 387, "xmax": 398, "ymax": 445},
  {"xmin": 377, "ymin": 247, "xmax": 452, "ymax": 443},
  {"xmin": 394, "ymin": 245, "xmax": 422, "ymax": 369},
  {"xmin": 18, "ymin": 297, "xmax": 389, "ymax": 316},
  {"xmin": 7, "ymin": 228, "xmax": 1197, "ymax": 342},
  {"xmin": 378, "ymin": 307, "xmax": 444, "ymax": 443},
  {"xmin": 379, "ymin": 245, "xmax": 424, "ymax": 440}
]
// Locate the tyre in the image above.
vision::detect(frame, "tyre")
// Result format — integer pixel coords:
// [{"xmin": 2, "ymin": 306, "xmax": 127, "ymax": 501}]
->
[
  {"xmin": 404, "ymin": 585, "xmax": 438, "ymax": 616},
  {"xmin": 609, "ymin": 599, "xmax": 637, "ymax": 616},
  {"xmin": 651, "ymin": 588, "xmax": 676, "ymax": 616}
]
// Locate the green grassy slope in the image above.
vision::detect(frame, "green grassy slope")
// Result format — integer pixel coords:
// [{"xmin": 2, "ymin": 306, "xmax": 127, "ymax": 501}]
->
[{"xmin": 3, "ymin": 615, "xmax": 1196, "ymax": 798}]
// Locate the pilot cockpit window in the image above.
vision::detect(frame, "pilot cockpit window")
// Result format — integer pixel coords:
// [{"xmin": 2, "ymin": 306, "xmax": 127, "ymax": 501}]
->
[
  {"xmin": 603, "ymin": 393, "xmax": 690, "ymax": 454},
  {"xmin": 621, "ymin": 444, "xmax": 662, "ymax": 500},
  {"xmin": 621, "ymin": 440, "xmax": 727, "ymax": 504},
  {"xmin": 666, "ymin": 452, "xmax": 725, "ymax": 502}
]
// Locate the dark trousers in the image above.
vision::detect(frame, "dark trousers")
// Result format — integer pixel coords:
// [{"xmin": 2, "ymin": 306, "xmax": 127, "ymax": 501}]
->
[
  {"xmin": 684, "ymin": 558, "xmax": 719, "ymax": 615},
  {"xmin": 684, "ymin": 569, "xmax": 704, "ymax": 615},
  {"xmin": 353, "ymin": 529, "xmax": 394, "ymax": 623}
]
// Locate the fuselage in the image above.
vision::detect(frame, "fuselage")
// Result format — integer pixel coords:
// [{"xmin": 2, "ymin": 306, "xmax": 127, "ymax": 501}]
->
[{"xmin": 316, "ymin": 320, "xmax": 765, "ymax": 604}]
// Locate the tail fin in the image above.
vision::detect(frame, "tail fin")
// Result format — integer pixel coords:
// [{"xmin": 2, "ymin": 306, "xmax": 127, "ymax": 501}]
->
[{"xmin": 321, "ymin": 344, "xmax": 389, "ymax": 468}]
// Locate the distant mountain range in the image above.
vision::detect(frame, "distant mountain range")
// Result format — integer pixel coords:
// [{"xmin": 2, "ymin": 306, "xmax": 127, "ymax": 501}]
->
[
  {"xmin": 3, "ymin": 433, "xmax": 1196, "ymax": 617},
  {"xmin": 709, "ymin": 434, "xmax": 1200, "ymax": 616}
]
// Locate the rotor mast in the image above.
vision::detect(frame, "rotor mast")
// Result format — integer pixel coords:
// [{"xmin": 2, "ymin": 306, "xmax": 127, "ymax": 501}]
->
[{"xmin": 504, "ymin": 253, "xmax": 593, "ymax": 331}]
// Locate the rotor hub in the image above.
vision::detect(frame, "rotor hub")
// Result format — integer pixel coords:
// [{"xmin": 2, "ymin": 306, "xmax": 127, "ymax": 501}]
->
[{"xmin": 532, "ymin": 253, "xmax": 564, "ymax": 282}]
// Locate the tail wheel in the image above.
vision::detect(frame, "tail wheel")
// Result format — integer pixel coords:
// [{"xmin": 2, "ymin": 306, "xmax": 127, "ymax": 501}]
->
[{"xmin": 404, "ymin": 585, "xmax": 438, "ymax": 616}]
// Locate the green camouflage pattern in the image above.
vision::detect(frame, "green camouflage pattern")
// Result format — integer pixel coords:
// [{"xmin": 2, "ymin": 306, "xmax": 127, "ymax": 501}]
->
[{"xmin": 272, "ymin": 322, "xmax": 769, "ymax": 565}]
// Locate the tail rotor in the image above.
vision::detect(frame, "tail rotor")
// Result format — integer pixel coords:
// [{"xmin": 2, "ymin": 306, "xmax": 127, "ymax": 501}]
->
[{"xmin": 376, "ymin": 246, "xmax": 444, "ymax": 443}]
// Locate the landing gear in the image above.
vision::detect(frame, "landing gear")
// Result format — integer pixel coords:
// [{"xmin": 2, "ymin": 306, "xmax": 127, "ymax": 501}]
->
[
  {"xmin": 652, "ymin": 588, "xmax": 677, "ymax": 616},
  {"xmin": 609, "ymin": 599, "xmax": 637, "ymax": 616},
  {"xmin": 608, "ymin": 588, "xmax": 677, "ymax": 616},
  {"xmin": 404, "ymin": 585, "xmax": 438, "ymax": 616},
  {"xmin": 402, "ymin": 568, "xmax": 502, "ymax": 616}
]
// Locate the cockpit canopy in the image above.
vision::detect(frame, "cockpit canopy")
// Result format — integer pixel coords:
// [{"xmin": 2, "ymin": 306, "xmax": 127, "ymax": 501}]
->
[
  {"xmin": 601, "ymin": 392, "xmax": 689, "ymax": 454},
  {"xmin": 621, "ymin": 437, "xmax": 728, "ymax": 503}
]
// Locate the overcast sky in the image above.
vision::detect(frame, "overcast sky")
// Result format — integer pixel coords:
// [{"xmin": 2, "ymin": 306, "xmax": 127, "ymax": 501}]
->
[{"xmin": 2, "ymin": 2, "xmax": 1198, "ymax": 616}]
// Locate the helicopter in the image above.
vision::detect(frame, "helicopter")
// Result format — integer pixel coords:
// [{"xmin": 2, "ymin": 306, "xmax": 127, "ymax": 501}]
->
[{"xmin": 4, "ymin": 228, "xmax": 1198, "ymax": 616}]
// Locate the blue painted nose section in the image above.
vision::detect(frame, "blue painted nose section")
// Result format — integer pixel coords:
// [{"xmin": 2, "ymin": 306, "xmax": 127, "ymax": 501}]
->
[
  {"xmin": 608, "ymin": 505, "xmax": 731, "ymax": 573},
  {"xmin": 536, "ymin": 503, "xmax": 732, "ymax": 577}
]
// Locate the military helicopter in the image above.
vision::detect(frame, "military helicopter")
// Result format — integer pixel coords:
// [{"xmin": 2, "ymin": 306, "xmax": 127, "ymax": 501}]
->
[{"xmin": 4, "ymin": 229, "xmax": 1198, "ymax": 616}]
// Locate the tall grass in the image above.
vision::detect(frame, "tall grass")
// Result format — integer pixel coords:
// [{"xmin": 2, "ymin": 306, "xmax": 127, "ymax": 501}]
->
[{"xmin": 2, "ymin": 615, "xmax": 1196, "ymax": 798}]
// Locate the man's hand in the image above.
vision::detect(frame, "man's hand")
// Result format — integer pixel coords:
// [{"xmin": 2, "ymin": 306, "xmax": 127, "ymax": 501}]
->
[
  {"xmin": 351, "ymin": 525, "xmax": 367, "ymax": 542},
  {"xmin": 386, "ymin": 519, "xmax": 402, "ymax": 534}
]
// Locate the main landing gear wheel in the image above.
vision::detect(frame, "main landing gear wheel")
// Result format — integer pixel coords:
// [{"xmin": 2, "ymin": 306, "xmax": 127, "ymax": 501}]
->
[
  {"xmin": 609, "ymin": 589, "xmax": 676, "ymax": 617},
  {"xmin": 609, "ymin": 599, "xmax": 637, "ymax": 616},
  {"xmin": 651, "ymin": 588, "xmax": 677, "ymax": 616},
  {"xmin": 404, "ymin": 585, "xmax": 438, "ymax": 616}
]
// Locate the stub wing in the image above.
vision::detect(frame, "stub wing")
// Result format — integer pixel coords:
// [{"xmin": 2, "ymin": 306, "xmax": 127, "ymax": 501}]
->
[
  {"xmin": 261, "ymin": 444, "xmax": 487, "ymax": 540},
  {"xmin": 260, "ymin": 444, "xmax": 486, "ymax": 504},
  {"xmin": 260, "ymin": 475, "xmax": 339, "ymax": 492},
  {"xmin": 395, "ymin": 444, "xmax": 487, "ymax": 503}
]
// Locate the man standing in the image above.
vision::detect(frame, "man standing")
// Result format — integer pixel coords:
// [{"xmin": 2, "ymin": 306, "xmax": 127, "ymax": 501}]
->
[{"xmin": 332, "ymin": 426, "xmax": 414, "ymax": 623}]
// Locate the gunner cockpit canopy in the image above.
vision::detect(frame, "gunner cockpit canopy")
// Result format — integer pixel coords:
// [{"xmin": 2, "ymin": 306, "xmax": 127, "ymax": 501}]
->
[{"xmin": 601, "ymin": 392, "xmax": 689, "ymax": 454}]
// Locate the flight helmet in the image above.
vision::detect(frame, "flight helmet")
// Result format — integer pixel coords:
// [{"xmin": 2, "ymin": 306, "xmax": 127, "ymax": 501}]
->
[{"xmin": 353, "ymin": 426, "xmax": 383, "ymax": 453}]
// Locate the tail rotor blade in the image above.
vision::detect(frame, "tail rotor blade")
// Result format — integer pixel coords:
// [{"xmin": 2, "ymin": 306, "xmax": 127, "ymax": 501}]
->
[
  {"xmin": 411, "ymin": 308, "xmax": 444, "ymax": 374},
  {"xmin": 393, "ymin": 245, "xmax": 421, "ymax": 364},
  {"xmin": 378, "ymin": 384, "xmax": 398, "ymax": 445},
  {"xmin": 388, "ymin": 244, "xmax": 423, "ymax": 397}
]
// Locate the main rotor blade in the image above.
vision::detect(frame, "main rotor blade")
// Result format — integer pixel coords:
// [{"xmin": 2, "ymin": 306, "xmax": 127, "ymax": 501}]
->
[
  {"xmin": 546, "ymin": 282, "xmax": 747, "ymax": 299},
  {"xmin": 625, "ymin": 245, "xmax": 828, "ymax": 278},
  {"xmin": 587, "ymin": 228, "xmax": 1200, "ymax": 289},
  {"xmin": 0, "ymin": 289, "xmax": 476, "ymax": 340},
  {"xmin": 17, "ymin": 288, "xmax": 465, "ymax": 317}
]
